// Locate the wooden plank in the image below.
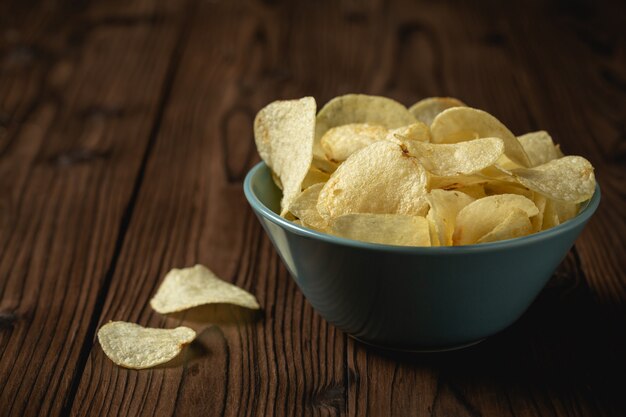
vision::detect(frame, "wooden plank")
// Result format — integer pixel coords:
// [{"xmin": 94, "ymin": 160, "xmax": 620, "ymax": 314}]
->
[
  {"xmin": 345, "ymin": 0, "xmax": 626, "ymax": 416},
  {"xmin": 0, "ymin": 1, "xmax": 190, "ymax": 416},
  {"xmin": 68, "ymin": 0, "xmax": 400, "ymax": 415},
  {"xmin": 18, "ymin": 0, "xmax": 624, "ymax": 417}
]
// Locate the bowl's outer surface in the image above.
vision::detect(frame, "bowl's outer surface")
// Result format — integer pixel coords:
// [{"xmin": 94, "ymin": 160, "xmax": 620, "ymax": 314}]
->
[{"xmin": 244, "ymin": 162, "xmax": 600, "ymax": 350}]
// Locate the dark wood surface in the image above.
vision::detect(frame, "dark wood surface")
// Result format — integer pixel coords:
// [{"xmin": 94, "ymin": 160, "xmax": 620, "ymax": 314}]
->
[{"xmin": 1, "ymin": 0, "xmax": 624, "ymax": 416}]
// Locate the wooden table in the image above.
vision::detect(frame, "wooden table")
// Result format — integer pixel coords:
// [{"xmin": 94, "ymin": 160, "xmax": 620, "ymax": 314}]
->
[{"xmin": 1, "ymin": 0, "xmax": 624, "ymax": 416}]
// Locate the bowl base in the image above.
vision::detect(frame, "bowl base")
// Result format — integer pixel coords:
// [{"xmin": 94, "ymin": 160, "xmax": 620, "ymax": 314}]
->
[{"xmin": 349, "ymin": 334, "xmax": 485, "ymax": 353}]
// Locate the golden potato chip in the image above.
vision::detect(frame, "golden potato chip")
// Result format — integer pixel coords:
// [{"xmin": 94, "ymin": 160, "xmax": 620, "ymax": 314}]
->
[
  {"xmin": 430, "ymin": 107, "xmax": 531, "ymax": 167},
  {"xmin": 424, "ymin": 189, "xmax": 475, "ymax": 246},
  {"xmin": 531, "ymin": 194, "xmax": 547, "ymax": 232},
  {"xmin": 477, "ymin": 208, "xmax": 533, "ymax": 244},
  {"xmin": 501, "ymin": 156, "xmax": 595, "ymax": 203},
  {"xmin": 330, "ymin": 214, "xmax": 431, "ymax": 246},
  {"xmin": 98, "ymin": 322, "xmax": 195, "ymax": 369},
  {"xmin": 150, "ymin": 265, "xmax": 260, "ymax": 314},
  {"xmin": 386, "ymin": 122, "xmax": 431, "ymax": 143},
  {"xmin": 314, "ymin": 94, "xmax": 416, "ymax": 158},
  {"xmin": 429, "ymin": 174, "xmax": 490, "ymax": 191},
  {"xmin": 320, "ymin": 123, "xmax": 388, "ymax": 162},
  {"xmin": 289, "ymin": 183, "xmax": 327, "ymax": 231},
  {"xmin": 301, "ymin": 167, "xmax": 330, "ymax": 189},
  {"xmin": 483, "ymin": 179, "xmax": 533, "ymax": 199},
  {"xmin": 428, "ymin": 219, "xmax": 441, "ymax": 246},
  {"xmin": 254, "ymin": 97, "xmax": 316, "ymax": 215},
  {"xmin": 455, "ymin": 184, "xmax": 487, "ymax": 199},
  {"xmin": 399, "ymin": 137, "xmax": 504, "ymax": 176},
  {"xmin": 312, "ymin": 156, "xmax": 338, "ymax": 174},
  {"xmin": 518, "ymin": 131, "xmax": 561, "ymax": 167},
  {"xmin": 271, "ymin": 171, "xmax": 283, "ymax": 190},
  {"xmin": 542, "ymin": 199, "xmax": 580, "ymax": 229},
  {"xmin": 317, "ymin": 141, "xmax": 429, "ymax": 219},
  {"xmin": 453, "ymin": 194, "xmax": 539, "ymax": 245},
  {"xmin": 409, "ymin": 97, "xmax": 466, "ymax": 126}
]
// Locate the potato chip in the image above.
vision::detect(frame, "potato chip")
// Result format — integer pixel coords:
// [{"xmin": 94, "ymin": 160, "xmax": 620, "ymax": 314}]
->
[
  {"xmin": 253, "ymin": 95, "xmax": 596, "ymax": 246},
  {"xmin": 320, "ymin": 123, "xmax": 388, "ymax": 162},
  {"xmin": 453, "ymin": 194, "xmax": 539, "ymax": 245},
  {"xmin": 501, "ymin": 156, "xmax": 595, "ymax": 203},
  {"xmin": 477, "ymin": 208, "xmax": 533, "ymax": 244},
  {"xmin": 518, "ymin": 131, "xmax": 561, "ymax": 167},
  {"xmin": 289, "ymin": 183, "xmax": 327, "ymax": 231},
  {"xmin": 430, "ymin": 107, "xmax": 531, "ymax": 167},
  {"xmin": 312, "ymin": 156, "xmax": 338, "ymax": 174},
  {"xmin": 386, "ymin": 122, "xmax": 430, "ymax": 143},
  {"xmin": 424, "ymin": 189, "xmax": 475, "ymax": 246},
  {"xmin": 429, "ymin": 174, "xmax": 490, "ymax": 191},
  {"xmin": 455, "ymin": 184, "xmax": 487, "ymax": 199},
  {"xmin": 98, "ymin": 322, "xmax": 195, "ymax": 369},
  {"xmin": 483, "ymin": 179, "xmax": 533, "ymax": 199},
  {"xmin": 271, "ymin": 171, "xmax": 283, "ymax": 190},
  {"xmin": 314, "ymin": 94, "xmax": 416, "ymax": 158},
  {"xmin": 409, "ymin": 97, "xmax": 466, "ymax": 126},
  {"xmin": 254, "ymin": 97, "xmax": 316, "ymax": 215},
  {"xmin": 301, "ymin": 167, "xmax": 330, "ymax": 189},
  {"xmin": 398, "ymin": 137, "xmax": 504, "ymax": 176},
  {"xmin": 428, "ymin": 219, "xmax": 441, "ymax": 246},
  {"xmin": 542, "ymin": 199, "xmax": 580, "ymax": 229},
  {"xmin": 150, "ymin": 265, "xmax": 260, "ymax": 314},
  {"xmin": 531, "ymin": 194, "xmax": 547, "ymax": 232},
  {"xmin": 330, "ymin": 214, "xmax": 431, "ymax": 246},
  {"xmin": 317, "ymin": 141, "xmax": 429, "ymax": 219}
]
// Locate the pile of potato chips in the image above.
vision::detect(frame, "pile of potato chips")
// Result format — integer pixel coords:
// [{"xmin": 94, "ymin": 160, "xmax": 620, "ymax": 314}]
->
[
  {"xmin": 254, "ymin": 95, "xmax": 596, "ymax": 246},
  {"xmin": 98, "ymin": 265, "xmax": 260, "ymax": 369}
]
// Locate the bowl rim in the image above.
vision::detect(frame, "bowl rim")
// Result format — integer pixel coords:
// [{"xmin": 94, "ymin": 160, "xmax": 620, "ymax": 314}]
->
[{"xmin": 244, "ymin": 162, "xmax": 601, "ymax": 254}]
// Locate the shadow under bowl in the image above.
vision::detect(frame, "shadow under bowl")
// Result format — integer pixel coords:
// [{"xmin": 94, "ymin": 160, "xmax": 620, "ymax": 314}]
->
[{"xmin": 244, "ymin": 162, "xmax": 601, "ymax": 351}]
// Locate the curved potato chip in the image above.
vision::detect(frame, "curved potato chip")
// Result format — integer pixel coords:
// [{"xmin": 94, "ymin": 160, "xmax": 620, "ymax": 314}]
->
[
  {"xmin": 428, "ymin": 219, "xmax": 441, "ymax": 246},
  {"xmin": 430, "ymin": 107, "xmax": 531, "ymax": 167},
  {"xmin": 424, "ymin": 189, "xmax": 475, "ymax": 246},
  {"xmin": 483, "ymin": 179, "xmax": 533, "ymax": 199},
  {"xmin": 477, "ymin": 208, "xmax": 533, "ymax": 244},
  {"xmin": 330, "ymin": 214, "xmax": 431, "ymax": 246},
  {"xmin": 289, "ymin": 183, "xmax": 327, "ymax": 231},
  {"xmin": 399, "ymin": 137, "xmax": 504, "ymax": 176},
  {"xmin": 98, "ymin": 322, "xmax": 196, "ymax": 369},
  {"xmin": 314, "ymin": 94, "xmax": 416, "ymax": 158},
  {"xmin": 312, "ymin": 156, "xmax": 339, "ymax": 174},
  {"xmin": 453, "ymin": 194, "xmax": 539, "ymax": 245},
  {"xmin": 320, "ymin": 123, "xmax": 388, "ymax": 162},
  {"xmin": 455, "ymin": 184, "xmax": 487, "ymax": 199},
  {"xmin": 542, "ymin": 199, "xmax": 580, "ymax": 229},
  {"xmin": 271, "ymin": 171, "xmax": 283, "ymax": 190},
  {"xmin": 409, "ymin": 97, "xmax": 466, "ymax": 126},
  {"xmin": 254, "ymin": 97, "xmax": 316, "ymax": 215},
  {"xmin": 386, "ymin": 122, "xmax": 431, "ymax": 143},
  {"xmin": 150, "ymin": 265, "xmax": 260, "ymax": 314},
  {"xmin": 301, "ymin": 167, "xmax": 330, "ymax": 189},
  {"xmin": 502, "ymin": 156, "xmax": 595, "ymax": 203},
  {"xmin": 518, "ymin": 131, "xmax": 561, "ymax": 167},
  {"xmin": 317, "ymin": 141, "xmax": 429, "ymax": 219},
  {"xmin": 429, "ymin": 174, "xmax": 490, "ymax": 190}
]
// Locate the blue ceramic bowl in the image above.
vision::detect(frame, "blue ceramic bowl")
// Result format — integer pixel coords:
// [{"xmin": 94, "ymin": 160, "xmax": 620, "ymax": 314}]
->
[{"xmin": 244, "ymin": 162, "xmax": 601, "ymax": 351}]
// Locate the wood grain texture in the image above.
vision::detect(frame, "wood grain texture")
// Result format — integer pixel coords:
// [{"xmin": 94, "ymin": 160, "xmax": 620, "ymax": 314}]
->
[
  {"xmin": 1, "ymin": 0, "xmax": 625, "ymax": 416},
  {"xmin": 0, "ymin": 0, "xmax": 189, "ymax": 415}
]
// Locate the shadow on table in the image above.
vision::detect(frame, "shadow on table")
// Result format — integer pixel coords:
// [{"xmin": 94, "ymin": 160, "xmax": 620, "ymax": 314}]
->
[
  {"xmin": 155, "ymin": 305, "xmax": 262, "ymax": 368},
  {"xmin": 168, "ymin": 303, "xmax": 262, "ymax": 326},
  {"xmin": 361, "ymin": 263, "xmax": 626, "ymax": 411}
]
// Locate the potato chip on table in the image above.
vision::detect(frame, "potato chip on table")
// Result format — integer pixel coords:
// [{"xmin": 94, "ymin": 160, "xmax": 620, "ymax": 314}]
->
[
  {"xmin": 98, "ymin": 322, "xmax": 196, "ymax": 369},
  {"xmin": 150, "ymin": 264, "xmax": 260, "ymax": 314}
]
